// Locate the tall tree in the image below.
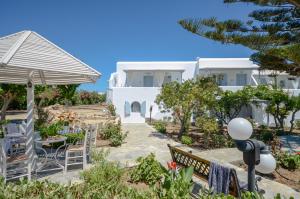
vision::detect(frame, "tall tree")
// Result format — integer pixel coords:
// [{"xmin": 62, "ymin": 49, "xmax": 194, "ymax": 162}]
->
[
  {"xmin": 213, "ymin": 86, "xmax": 255, "ymax": 124},
  {"xmin": 155, "ymin": 77, "xmax": 219, "ymax": 138},
  {"xmin": 179, "ymin": 0, "xmax": 300, "ymax": 75}
]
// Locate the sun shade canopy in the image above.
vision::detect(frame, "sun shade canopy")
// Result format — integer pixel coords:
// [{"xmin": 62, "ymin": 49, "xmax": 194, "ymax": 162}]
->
[{"xmin": 0, "ymin": 31, "xmax": 101, "ymax": 85}]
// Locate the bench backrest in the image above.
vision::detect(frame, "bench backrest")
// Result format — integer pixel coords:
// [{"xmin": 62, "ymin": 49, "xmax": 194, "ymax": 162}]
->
[{"xmin": 167, "ymin": 144, "xmax": 241, "ymax": 198}]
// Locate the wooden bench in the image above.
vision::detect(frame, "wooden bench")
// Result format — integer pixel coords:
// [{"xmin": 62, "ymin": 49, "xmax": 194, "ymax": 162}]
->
[{"xmin": 167, "ymin": 144, "xmax": 243, "ymax": 198}]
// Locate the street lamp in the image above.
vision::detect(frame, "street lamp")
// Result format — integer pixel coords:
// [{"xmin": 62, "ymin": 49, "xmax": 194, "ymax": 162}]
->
[{"xmin": 228, "ymin": 118, "xmax": 276, "ymax": 192}]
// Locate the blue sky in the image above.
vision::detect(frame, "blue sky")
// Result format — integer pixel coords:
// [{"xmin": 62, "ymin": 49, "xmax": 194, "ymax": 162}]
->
[{"xmin": 0, "ymin": 0, "xmax": 258, "ymax": 92}]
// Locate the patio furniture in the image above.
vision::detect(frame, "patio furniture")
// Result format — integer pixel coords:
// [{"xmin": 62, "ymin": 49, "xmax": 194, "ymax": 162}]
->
[
  {"xmin": 64, "ymin": 125, "xmax": 96, "ymax": 173},
  {"xmin": 3, "ymin": 122, "xmax": 27, "ymax": 155},
  {"xmin": 167, "ymin": 144, "xmax": 244, "ymax": 198},
  {"xmin": 34, "ymin": 136, "xmax": 67, "ymax": 173},
  {"xmin": 0, "ymin": 138, "xmax": 31, "ymax": 182}
]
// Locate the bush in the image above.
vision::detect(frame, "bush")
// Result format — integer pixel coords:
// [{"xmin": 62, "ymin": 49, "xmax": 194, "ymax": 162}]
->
[
  {"xmin": 102, "ymin": 123, "xmax": 127, "ymax": 146},
  {"xmin": 195, "ymin": 116, "xmax": 219, "ymax": 134},
  {"xmin": 39, "ymin": 121, "xmax": 64, "ymax": 139},
  {"xmin": 261, "ymin": 131, "xmax": 274, "ymax": 143},
  {"xmin": 295, "ymin": 120, "xmax": 300, "ymax": 129},
  {"xmin": 130, "ymin": 153, "xmax": 164, "ymax": 186},
  {"xmin": 108, "ymin": 104, "xmax": 116, "ymax": 116},
  {"xmin": 110, "ymin": 131, "xmax": 128, "ymax": 146},
  {"xmin": 181, "ymin": 135, "xmax": 193, "ymax": 145},
  {"xmin": 65, "ymin": 131, "xmax": 85, "ymax": 144},
  {"xmin": 153, "ymin": 121, "xmax": 167, "ymax": 134},
  {"xmin": 276, "ymin": 152, "xmax": 300, "ymax": 170},
  {"xmin": 156, "ymin": 166, "xmax": 194, "ymax": 199}
]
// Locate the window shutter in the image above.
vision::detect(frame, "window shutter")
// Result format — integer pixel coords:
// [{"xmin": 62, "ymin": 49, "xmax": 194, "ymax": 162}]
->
[
  {"xmin": 124, "ymin": 101, "xmax": 130, "ymax": 117},
  {"xmin": 141, "ymin": 101, "xmax": 146, "ymax": 117}
]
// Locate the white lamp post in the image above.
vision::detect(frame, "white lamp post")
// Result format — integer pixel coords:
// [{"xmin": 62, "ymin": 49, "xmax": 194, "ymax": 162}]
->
[{"xmin": 228, "ymin": 118, "xmax": 276, "ymax": 192}]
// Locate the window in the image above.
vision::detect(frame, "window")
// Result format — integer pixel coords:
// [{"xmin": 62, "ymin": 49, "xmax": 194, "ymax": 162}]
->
[
  {"xmin": 131, "ymin": 101, "xmax": 141, "ymax": 112},
  {"xmin": 214, "ymin": 74, "xmax": 227, "ymax": 86},
  {"xmin": 236, "ymin": 74, "xmax": 247, "ymax": 86},
  {"xmin": 279, "ymin": 80, "xmax": 285, "ymax": 88},
  {"xmin": 163, "ymin": 75, "xmax": 172, "ymax": 85},
  {"xmin": 143, "ymin": 75, "xmax": 154, "ymax": 87}
]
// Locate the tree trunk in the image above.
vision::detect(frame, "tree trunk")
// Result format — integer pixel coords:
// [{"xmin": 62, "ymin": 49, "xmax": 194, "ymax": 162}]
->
[
  {"xmin": 289, "ymin": 111, "xmax": 297, "ymax": 133},
  {"xmin": 0, "ymin": 97, "xmax": 12, "ymax": 121},
  {"xmin": 178, "ymin": 122, "xmax": 186, "ymax": 139}
]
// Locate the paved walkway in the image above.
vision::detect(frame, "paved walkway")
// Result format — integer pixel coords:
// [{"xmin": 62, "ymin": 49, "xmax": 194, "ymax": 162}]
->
[{"xmin": 105, "ymin": 123, "xmax": 299, "ymax": 199}]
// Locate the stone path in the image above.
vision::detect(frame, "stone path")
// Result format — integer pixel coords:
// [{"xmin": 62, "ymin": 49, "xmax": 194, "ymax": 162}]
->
[{"xmin": 105, "ymin": 123, "xmax": 299, "ymax": 199}]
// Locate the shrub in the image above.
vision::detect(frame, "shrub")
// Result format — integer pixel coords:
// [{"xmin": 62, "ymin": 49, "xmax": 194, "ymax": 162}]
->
[
  {"xmin": 130, "ymin": 153, "xmax": 164, "ymax": 186},
  {"xmin": 156, "ymin": 166, "xmax": 194, "ymax": 199},
  {"xmin": 295, "ymin": 119, "xmax": 300, "ymax": 129},
  {"xmin": 102, "ymin": 122, "xmax": 127, "ymax": 146},
  {"xmin": 153, "ymin": 120, "xmax": 167, "ymax": 134},
  {"xmin": 39, "ymin": 121, "xmax": 64, "ymax": 139},
  {"xmin": 102, "ymin": 123, "xmax": 121, "ymax": 139},
  {"xmin": 108, "ymin": 104, "xmax": 116, "ymax": 116},
  {"xmin": 261, "ymin": 131, "xmax": 274, "ymax": 143},
  {"xmin": 65, "ymin": 131, "xmax": 85, "ymax": 144},
  {"xmin": 276, "ymin": 152, "xmax": 300, "ymax": 170},
  {"xmin": 181, "ymin": 135, "xmax": 193, "ymax": 145},
  {"xmin": 110, "ymin": 131, "xmax": 128, "ymax": 146},
  {"xmin": 195, "ymin": 116, "xmax": 219, "ymax": 134}
]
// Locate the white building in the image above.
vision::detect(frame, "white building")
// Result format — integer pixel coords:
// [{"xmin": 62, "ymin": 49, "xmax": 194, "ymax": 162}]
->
[{"xmin": 107, "ymin": 58, "xmax": 300, "ymax": 125}]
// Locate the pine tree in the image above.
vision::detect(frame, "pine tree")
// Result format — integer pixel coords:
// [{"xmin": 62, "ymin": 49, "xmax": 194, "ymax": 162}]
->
[{"xmin": 179, "ymin": 0, "xmax": 300, "ymax": 75}]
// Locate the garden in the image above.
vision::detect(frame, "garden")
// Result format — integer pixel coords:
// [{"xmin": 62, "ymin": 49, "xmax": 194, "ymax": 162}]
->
[
  {"xmin": 0, "ymin": 150, "xmax": 293, "ymax": 199},
  {"xmin": 150, "ymin": 77, "xmax": 300, "ymax": 191}
]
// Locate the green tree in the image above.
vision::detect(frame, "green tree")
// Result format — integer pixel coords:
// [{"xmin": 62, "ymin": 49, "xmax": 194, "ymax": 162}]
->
[
  {"xmin": 254, "ymin": 85, "xmax": 292, "ymax": 130},
  {"xmin": 213, "ymin": 86, "xmax": 255, "ymax": 124},
  {"xmin": 57, "ymin": 85, "xmax": 79, "ymax": 105},
  {"xmin": 155, "ymin": 77, "xmax": 219, "ymax": 138},
  {"xmin": 0, "ymin": 84, "xmax": 26, "ymax": 121},
  {"xmin": 287, "ymin": 95, "xmax": 300, "ymax": 132},
  {"xmin": 179, "ymin": 0, "xmax": 300, "ymax": 75}
]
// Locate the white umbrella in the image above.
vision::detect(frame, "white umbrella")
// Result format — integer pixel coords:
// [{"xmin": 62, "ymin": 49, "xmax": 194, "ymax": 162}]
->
[{"xmin": 0, "ymin": 30, "xmax": 101, "ymax": 162}]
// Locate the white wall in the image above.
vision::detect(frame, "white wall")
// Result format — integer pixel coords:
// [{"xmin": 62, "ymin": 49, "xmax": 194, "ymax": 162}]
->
[
  {"xmin": 111, "ymin": 87, "xmax": 172, "ymax": 123},
  {"xmin": 116, "ymin": 61, "xmax": 198, "ymax": 87}
]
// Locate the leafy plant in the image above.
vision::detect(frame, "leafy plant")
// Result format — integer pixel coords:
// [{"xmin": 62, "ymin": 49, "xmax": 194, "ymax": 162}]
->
[
  {"xmin": 196, "ymin": 116, "xmax": 219, "ymax": 134},
  {"xmin": 276, "ymin": 152, "xmax": 300, "ymax": 170},
  {"xmin": 108, "ymin": 104, "xmax": 116, "ymax": 116},
  {"xmin": 110, "ymin": 130, "xmax": 128, "ymax": 146},
  {"xmin": 153, "ymin": 120, "xmax": 167, "ymax": 134},
  {"xmin": 130, "ymin": 153, "xmax": 164, "ymax": 186},
  {"xmin": 181, "ymin": 135, "xmax": 193, "ymax": 145},
  {"xmin": 102, "ymin": 122, "xmax": 127, "ymax": 146},
  {"xmin": 65, "ymin": 131, "xmax": 85, "ymax": 144},
  {"xmin": 156, "ymin": 166, "xmax": 194, "ymax": 199},
  {"xmin": 39, "ymin": 121, "xmax": 64, "ymax": 139}
]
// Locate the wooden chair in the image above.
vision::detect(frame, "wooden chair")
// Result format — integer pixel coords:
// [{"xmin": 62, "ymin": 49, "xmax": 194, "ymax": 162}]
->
[
  {"xmin": 64, "ymin": 125, "xmax": 95, "ymax": 173},
  {"xmin": 167, "ymin": 144, "xmax": 244, "ymax": 198}
]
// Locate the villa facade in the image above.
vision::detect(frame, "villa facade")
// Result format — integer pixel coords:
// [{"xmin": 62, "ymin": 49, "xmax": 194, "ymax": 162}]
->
[{"xmin": 107, "ymin": 58, "xmax": 300, "ymax": 125}]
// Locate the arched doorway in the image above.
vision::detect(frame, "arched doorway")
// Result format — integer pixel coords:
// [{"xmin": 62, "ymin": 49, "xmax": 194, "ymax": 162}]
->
[{"xmin": 131, "ymin": 101, "xmax": 141, "ymax": 113}]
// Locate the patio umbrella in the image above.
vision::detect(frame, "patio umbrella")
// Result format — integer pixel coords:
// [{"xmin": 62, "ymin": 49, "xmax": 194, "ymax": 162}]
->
[{"xmin": 0, "ymin": 30, "xmax": 101, "ymax": 163}]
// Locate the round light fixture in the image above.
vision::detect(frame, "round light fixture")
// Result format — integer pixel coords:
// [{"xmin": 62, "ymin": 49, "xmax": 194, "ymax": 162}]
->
[
  {"xmin": 228, "ymin": 118, "xmax": 253, "ymax": 140},
  {"xmin": 256, "ymin": 153, "xmax": 276, "ymax": 174}
]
